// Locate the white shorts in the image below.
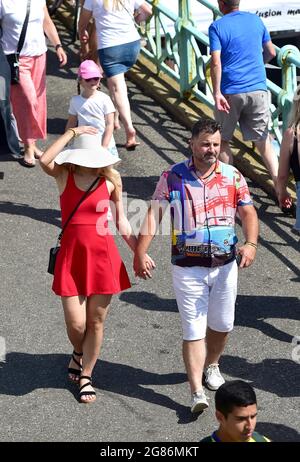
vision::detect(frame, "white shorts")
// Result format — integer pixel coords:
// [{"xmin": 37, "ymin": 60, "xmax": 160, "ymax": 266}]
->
[{"xmin": 172, "ymin": 262, "xmax": 238, "ymax": 341}]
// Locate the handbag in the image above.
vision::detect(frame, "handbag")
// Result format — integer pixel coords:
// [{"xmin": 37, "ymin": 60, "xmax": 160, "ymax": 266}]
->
[
  {"xmin": 48, "ymin": 176, "xmax": 99, "ymax": 275},
  {"xmin": 6, "ymin": 0, "xmax": 31, "ymax": 85}
]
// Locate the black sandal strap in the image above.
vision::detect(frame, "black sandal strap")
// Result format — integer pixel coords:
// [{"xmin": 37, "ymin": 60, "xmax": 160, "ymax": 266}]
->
[
  {"xmin": 80, "ymin": 381, "xmax": 92, "ymax": 392},
  {"xmin": 80, "ymin": 390, "xmax": 96, "ymax": 397},
  {"xmin": 71, "ymin": 354, "xmax": 82, "ymax": 369},
  {"xmin": 73, "ymin": 350, "xmax": 83, "ymax": 357},
  {"xmin": 68, "ymin": 368, "xmax": 81, "ymax": 376},
  {"xmin": 80, "ymin": 375, "xmax": 92, "ymax": 381}
]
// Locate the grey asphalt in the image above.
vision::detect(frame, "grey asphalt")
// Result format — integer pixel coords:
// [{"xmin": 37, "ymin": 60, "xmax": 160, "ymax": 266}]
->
[{"xmin": 0, "ymin": 26, "xmax": 299, "ymax": 443}]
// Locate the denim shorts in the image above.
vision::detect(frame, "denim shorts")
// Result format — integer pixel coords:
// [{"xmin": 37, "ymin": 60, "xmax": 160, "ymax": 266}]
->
[{"xmin": 98, "ymin": 40, "xmax": 141, "ymax": 78}]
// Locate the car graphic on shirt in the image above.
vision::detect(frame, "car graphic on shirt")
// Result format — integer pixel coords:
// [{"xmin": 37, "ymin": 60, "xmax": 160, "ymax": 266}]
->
[{"xmin": 175, "ymin": 226, "xmax": 236, "ymax": 256}]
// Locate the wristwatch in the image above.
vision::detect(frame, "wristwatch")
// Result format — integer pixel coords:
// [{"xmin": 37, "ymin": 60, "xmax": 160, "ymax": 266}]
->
[{"xmin": 55, "ymin": 44, "xmax": 63, "ymax": 51}]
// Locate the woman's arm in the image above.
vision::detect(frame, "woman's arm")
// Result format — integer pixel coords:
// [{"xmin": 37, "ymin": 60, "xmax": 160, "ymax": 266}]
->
[
  {"xmin": 134, "ymin": 2, "xmax": 153, "ymax": 24},
  {"xmin": 43, "ymin": 5, "xmax": 67, "ymax": 66},
  {"xmin": 110, "ymin": 180, "xmax": 156, "ymax": 273},
  {"xmin": 277, "ymin": 128, "xmax": 293, "ymax": 205},
  {"xmin": 40, "ymin": 125, "xmax": 98, "ymax": 177},
  {"xmin": 65, "ymin": 114, "xmax": 78, "ymax": 132},
  {"xmin": 102, "ymin": 112, "xmax": 114, "ymax": 149},
  {"xmin": 111, "ymin": 178, "xmax": 138, "ymax": 252},
  {"xmin": 78, "ymin": 8, "xmax": 93, "ymax": 45}
]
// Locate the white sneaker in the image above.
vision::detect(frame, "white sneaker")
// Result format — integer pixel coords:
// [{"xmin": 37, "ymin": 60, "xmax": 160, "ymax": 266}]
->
[
  {"xmin": 190, "ymin": 390, "xmax": 209, "ymax": 413},
  {"xmin": 204, "ymin": 364, "xmax": 225, "ymax": 390}
]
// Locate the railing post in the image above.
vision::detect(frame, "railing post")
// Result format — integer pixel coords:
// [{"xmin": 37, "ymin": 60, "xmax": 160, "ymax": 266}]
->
[
  {"xmin": 177, "ymin": 0, "xmax": 196, "ymax": 98},
  {"xmin": 277, "ymin": 45, "xmax": 300, "ymax": 132}
]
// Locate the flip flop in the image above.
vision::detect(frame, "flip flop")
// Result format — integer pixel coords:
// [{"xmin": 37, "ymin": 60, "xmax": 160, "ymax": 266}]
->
[{"xmin": 19, "ymin": 157, "xmax": 35, "ymax": 168}]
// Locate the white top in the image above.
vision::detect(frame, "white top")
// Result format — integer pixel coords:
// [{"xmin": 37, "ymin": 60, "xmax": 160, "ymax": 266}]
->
[
  {"xmin": 69, "ymin": 91, "xmax": 116, "ymax": 149},
  {"xmin": 83, "ymin": 0, "xmax": 144, "ymax": 49},
  {"xmin": 0, "ymin": 0, "xmax": 47, "ymax": 56}
]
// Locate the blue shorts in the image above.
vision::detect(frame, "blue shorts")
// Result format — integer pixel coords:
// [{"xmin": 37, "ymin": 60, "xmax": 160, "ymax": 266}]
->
[{"xmin": 98, "ymin": 40, "xmax": 141, "ymax": 78}]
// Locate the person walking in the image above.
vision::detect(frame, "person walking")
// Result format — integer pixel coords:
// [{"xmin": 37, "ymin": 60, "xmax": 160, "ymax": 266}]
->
[
  {"xmin": 134, "ymin": 118, "xmax": 259, "ymax": 413},
  {"xmin": 78, "ymin": 0, "xmax": 152, "ymax": 150},
  {"xmin": 66, "ymin": 59, "xmax": 118, "ymax": 156},
  {"xmin": 0, "ymin": 0, "xmax": 67, "ymax": 167},
  {"xmin": 0, "ymin": 30, "xmax": 20, "ymax": 156},
  {"xmin": 200, "ymin": 380, "xmax": 271, "ymax": 442},
  {"xmin": 277, "ymin": 88, "xmax": 300, "ymax": 235},
  {"xmin": 40, "ymin": 126, "xmax": 154, "ymax": 403},
  {"xmin": 208, "ymin": 0, "xmax": 278, "ymax": 188}
]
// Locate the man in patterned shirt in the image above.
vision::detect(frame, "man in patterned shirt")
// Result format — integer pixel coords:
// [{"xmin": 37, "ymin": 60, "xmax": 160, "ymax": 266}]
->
[{"xmin": 134, "ymin": 118, "xmax": 258, "ymax": 413}]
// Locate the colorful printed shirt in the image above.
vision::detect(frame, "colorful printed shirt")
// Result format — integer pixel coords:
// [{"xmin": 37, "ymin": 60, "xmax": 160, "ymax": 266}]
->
[{"xmin": 152, "ymin": 158, "xmax": 252, "ymax": 268}]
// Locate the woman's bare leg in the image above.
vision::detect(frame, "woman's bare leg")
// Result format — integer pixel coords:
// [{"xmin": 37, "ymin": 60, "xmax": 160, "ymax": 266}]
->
[
  {"xmin": 62, "ymin": 295, "xmax": 86, "ymax": 381},
  {"xmin": 80, "ymin": 293, "xmax": 112, "ymax": 402},
  {"xmin": 107, "ymin": 74, "xmax": 139, "ymax": 148}
]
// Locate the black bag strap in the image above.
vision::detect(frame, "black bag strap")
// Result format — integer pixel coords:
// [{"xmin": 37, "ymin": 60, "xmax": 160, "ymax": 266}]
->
[
  {"xmin": 57, "ymin": 176, "xmax": 99, "ymax": 244},
  {"xmin": 17, "ymin": 0, "xmax": 31, "ymax": 54}
]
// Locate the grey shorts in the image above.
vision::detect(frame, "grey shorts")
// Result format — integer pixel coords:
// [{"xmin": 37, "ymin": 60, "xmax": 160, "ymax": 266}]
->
[{"xmin": 215, "ymin": 90, "xmax": 270, "ymax": 142}]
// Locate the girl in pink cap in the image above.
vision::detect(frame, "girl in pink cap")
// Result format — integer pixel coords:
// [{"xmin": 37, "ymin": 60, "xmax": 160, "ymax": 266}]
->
[
  {"xmin": 78, "ymin": 0, "xmax": 152, "ymax": 150},
  {"xmin": 66, "ymin": 59, "xmax": 118, "ymax": 157}
]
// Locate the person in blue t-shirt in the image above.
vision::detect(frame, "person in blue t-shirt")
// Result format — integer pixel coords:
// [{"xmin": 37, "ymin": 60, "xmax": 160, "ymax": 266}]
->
[
  {"xmin": 200, "ymin": 380, "xmax": 271, "ymax": 442},
  {"xmin": 208, "ymin": 0, "xmax": 278, "ymax": 189}
]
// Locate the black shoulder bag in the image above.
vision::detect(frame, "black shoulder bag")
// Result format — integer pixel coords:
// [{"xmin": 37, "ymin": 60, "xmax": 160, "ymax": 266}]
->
[
  {"xmin": 48, "ymin": 177, "xmax": 99, "ymax": 275},
  {"xmin": 6, "ymin": 0, "xmax": 31, "ymax": 85}
]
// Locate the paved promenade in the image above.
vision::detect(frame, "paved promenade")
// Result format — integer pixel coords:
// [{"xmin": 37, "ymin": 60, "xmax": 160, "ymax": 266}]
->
[{"xmin": 0, "ymin": 27, "xmax": 299, "ymax": 442}]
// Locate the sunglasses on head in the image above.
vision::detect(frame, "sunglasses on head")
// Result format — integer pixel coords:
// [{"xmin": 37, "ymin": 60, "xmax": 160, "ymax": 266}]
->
[{"xmin": 84, "ymin": 77, "xmax": 100, "ymax": 82}]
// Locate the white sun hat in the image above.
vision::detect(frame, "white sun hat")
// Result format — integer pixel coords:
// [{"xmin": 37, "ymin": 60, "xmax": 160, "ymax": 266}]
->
[{"xmin": 55, "ymin": 133, "xmax": 121, "ymax": 168}]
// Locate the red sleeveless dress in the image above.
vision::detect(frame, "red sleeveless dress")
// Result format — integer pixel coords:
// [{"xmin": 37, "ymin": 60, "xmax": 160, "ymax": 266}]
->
[{"xmin": 52, "ymin": 172, "xmax": 131, "ymax": 296}]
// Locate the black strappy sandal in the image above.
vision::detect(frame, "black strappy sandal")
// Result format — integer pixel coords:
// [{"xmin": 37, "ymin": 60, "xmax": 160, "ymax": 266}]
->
[
  {"xmin": 79, "ymin": 375, "xmax": 96, "ymax": 404},
  {"xmin": 68, "ymin": 350, "xmax": 83, "ymax": 383}
]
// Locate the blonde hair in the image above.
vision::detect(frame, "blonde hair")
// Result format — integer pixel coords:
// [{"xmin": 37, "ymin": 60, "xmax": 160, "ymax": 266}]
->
[
  {"xmin": 97, "ymin": 166, "xmax": 122, "ymax": 192},
  {"xmin": 65, "ymin": 164, "xmax": 122, "ymax": 193},
  {"xmin": 288, "ymin": 88, "xmax": 300, "ymax": 138},
  {"xmin": 103, "ymin": 0, "xmax": 126, "ymax": 12}
]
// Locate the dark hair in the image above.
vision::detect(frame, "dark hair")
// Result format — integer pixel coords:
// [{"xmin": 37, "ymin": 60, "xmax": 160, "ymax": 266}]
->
[
  {"xmin": 222, "ymin": 0, "xmax": 240, "ymax": 7},
  {"xmin": 191, "ymin": 118, "xmax": 221, "ymax": 138},
  {"xmin": 215, "ymin": 380, "xmax": 257, "ymax": 417}
]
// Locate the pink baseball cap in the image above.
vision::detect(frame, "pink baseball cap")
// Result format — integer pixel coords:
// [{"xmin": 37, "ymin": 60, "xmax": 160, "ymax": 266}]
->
[{"xmin": 78, "ymin": 60, "xmax": 103, "ymax": 79}]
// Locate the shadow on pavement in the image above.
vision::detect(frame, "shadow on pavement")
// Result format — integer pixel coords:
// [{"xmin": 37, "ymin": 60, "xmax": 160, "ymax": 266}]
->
[
  {"xmin": 120, "ymin": 291, "xmax": 177, "ymax": 313},
  {"xmin": 121, "ymin": 291, "xmax": 299, "ymax": 344},
  {"xmin": 235, "ymin": 295, "xmax": 300, "ymax": 343},
  {"xmin": 0, "ymin": 201, "xmax": 60, "ymax": 228},
  {"xmin": 122, "ymin": 176, "xmax": 160, "ymax": 201},
  {"xmin": 256, "ymin": 422, "xmax": 300, "ymax": 442},
  {"xmin": 220, "ymin": 354, "xmax": 300, "ymax": 398},
  {"xmin": 0, "ymin": 353, "xmax": 197, "ymax": 423}
]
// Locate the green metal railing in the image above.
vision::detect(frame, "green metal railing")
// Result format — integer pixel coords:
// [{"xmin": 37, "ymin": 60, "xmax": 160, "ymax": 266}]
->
[{"xmin": 140, "ymin": 0, "xmax": 300, "ymax": 148}]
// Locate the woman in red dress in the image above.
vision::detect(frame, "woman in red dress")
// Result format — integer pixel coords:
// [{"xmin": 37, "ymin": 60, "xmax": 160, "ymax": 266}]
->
[{"xmin": 40, "ymin": 126, "xmax": 154, "ymax": 403}]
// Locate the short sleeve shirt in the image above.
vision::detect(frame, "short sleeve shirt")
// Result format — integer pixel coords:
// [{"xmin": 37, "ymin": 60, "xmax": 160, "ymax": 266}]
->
[
  {"xmin": 152, "ymin": 158, "xmax": 252, "ymax": 267},
  {"xmin": 208, "ymin": 11, "xmax": 270, "ymax": 94},
  {"xmin": 0, "ymin": 0, "xmax": 47, "ymax": 56},
  {"xmin": 69, "ymin": 91, "xmax": 116, "ymax": 148},
  {"xmin": 83, "ymin": 0, "xmax": 143, "ymax": 49}
]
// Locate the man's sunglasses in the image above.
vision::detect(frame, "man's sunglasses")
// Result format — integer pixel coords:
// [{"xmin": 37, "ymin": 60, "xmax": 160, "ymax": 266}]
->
[{"xmin": 84, "ymin": 77, "xmax": 100, "ymax": 82}]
